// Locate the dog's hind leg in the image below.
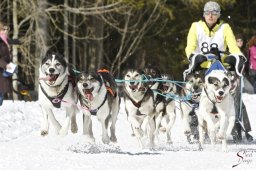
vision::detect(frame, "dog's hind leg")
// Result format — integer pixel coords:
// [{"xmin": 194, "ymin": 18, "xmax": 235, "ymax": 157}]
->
[
  {"xmin": 83, "ymin": 114, "xmax": 95, "ymax": 143},
  {"xmin": 110, "ymin": 107, "xmax": 119, "ymax": 143},
  {"xmin": 198, "ymin": 117, "xmax": 205, "ymax": 151}
]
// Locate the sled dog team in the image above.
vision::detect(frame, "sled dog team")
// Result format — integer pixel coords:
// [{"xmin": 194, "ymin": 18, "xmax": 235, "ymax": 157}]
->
[{"xmin": 38, "ymin": 52, "xmax": 236, "ymax": 151}]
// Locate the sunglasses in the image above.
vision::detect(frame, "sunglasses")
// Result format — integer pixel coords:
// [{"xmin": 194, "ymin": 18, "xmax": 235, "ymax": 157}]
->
[{"xmin": 204, "ymin": 10, "xmax": 220, "ymax": 16}]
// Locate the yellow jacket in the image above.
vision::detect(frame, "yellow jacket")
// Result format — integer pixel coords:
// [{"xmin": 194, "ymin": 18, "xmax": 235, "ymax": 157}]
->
[{"xmin": 185, "ymin": 20, "xmax": 242, "ymax": 59}]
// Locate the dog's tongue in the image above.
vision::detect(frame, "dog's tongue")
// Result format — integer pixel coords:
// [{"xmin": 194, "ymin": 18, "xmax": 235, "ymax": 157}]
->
[
  {"xmin": 84, "ymin": 89, "xmax": 93, "ymax": 101},
  {"xmin": 86, "ymin": 93, "xmax": 93, "ymax": 101}
]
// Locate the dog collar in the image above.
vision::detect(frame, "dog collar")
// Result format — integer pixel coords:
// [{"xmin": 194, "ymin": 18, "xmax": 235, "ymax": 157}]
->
[{"xmin": 203, "ymin": 88, "xmax": 219, "ymax": 114}]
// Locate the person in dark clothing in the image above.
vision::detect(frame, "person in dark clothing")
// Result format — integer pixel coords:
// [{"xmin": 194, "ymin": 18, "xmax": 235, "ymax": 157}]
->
[
  {"xmin": 0, "ymin": 21, "xmax": 13, "ymax": 106},
  {"xmin": 231, "ymin": 33, "xmax": 253, "ymax": 143}
]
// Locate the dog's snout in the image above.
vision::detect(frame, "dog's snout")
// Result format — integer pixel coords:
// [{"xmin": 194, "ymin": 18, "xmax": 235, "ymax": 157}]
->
[
  {"xmin": 49, "ymin": 68, "xmax": 55, "ymax": 73},
  {"xmin": 130, "ymin": 81, "xmax": 135, "ymax": 85},
  {"xmin": 83, "ymin": 83, "xmax": 88, "ymax": 88},
  {"xmin": 193, "ymin": 85, "xmax": 199, "ymax": 90},
  {"xmin": 218, "ymin": 91, "xmax": 224, "ymax": 96}
]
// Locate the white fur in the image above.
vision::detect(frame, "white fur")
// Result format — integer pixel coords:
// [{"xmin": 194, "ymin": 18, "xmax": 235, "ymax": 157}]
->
[
  {"xmin": 77, "ymin": 73, "xmax": 119, "ymax": 144},
  {"xmin": 123, "ymin": 69, "xmax": 156, "ymax": 148},
  {"xmin": 38, "ymin": 55, "xmax": 78, "ymax": 136},
  {"xmin": 154, "ymin": 75, "xmax": 177, "ymax": 144},
  {"xmin": 197, "ymin": 70, "xmax": 235, "ymax": 151}
]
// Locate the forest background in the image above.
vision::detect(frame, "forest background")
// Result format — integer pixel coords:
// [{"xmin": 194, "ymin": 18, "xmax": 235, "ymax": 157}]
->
[{"xmin": 1, "ymin": 0, "xmax": 255, "ymax": 100}]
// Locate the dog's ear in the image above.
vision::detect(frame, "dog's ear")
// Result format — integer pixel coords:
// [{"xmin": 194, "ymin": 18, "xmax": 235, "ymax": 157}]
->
[
  {"xmin": 223, "ymin": 77, "xmax": 230, "ymax": 87},
  {"xmin": 207, "ymin": 76, "xmax": 218, "ymax": 84}
]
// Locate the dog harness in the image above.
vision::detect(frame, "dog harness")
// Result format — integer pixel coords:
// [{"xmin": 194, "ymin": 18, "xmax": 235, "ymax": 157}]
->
[{"xmin": 39, "ymin": 81, "xmax": 70, "ymax": 108}]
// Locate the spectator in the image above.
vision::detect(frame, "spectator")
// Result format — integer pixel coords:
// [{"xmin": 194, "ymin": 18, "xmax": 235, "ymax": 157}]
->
[
  {"xmin": 247, "ymin": 35, "xmax": 256, "ymax": 93},
  {"xmin": 0, "ymin": 21, "xmax": 13, "ymax": 106}
]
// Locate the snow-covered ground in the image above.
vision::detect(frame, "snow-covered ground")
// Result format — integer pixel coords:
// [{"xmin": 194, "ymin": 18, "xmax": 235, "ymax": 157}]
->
[{"xmin": 0, "ymin": 94, "xmax": 256, "ymax": 170}]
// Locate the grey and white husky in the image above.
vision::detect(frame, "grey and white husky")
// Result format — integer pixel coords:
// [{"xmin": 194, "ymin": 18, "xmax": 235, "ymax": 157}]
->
[
  {"xmin": 38, "ymin": 52, "xmax": 78, "ymax": 136},
  {"xmin": 123, "ymin": 68, "xmax": 156, "ymax": 148},
  {"xmin": 77, "ymin": 69, "xmax": 120, "ymax": 144},
  {"xmin": 180, "ymin": 71, "xmax": 204, "ymax": 143}
]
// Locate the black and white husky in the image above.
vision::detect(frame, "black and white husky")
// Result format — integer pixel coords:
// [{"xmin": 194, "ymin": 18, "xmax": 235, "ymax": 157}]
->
[
  {"xmin": 198, "ymin": 70, "xmax": 235, "ymax": 151},
  {"xmin": 123, "ymin": 68, "xmax": 156, "ymax": 148},
  {"xmin": 77, "ymin": 69, "xmax": 120, "ymax": 144},
  {"xmin": 180, "ymin": 71, "xmax": 204, "ymax": 143},
  {"xmin": 38, "ymin": 52, "xmax": 78, "ymax": 136},
  {"xmin": 154, "ymin": 73, "xmax": 177, "ymax": 144}
]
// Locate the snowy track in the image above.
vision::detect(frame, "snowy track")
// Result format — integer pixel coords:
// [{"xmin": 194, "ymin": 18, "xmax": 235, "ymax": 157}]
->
[{"xmin": 0, "ymin": 94, "xmax": 256, "ymax": 170}]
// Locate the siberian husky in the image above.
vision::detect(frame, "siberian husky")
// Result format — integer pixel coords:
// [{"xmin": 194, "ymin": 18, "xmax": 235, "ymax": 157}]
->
[
  {"xmin": 38, "ymin": 52, "xmax": 78, "ymax": 136},
  {"xmin": 180, "ymin": 71, "xmax": 204, "ymax": 143},
  {"xmin": 123, "ymin": 68, "xmax": 156, "ymax": 148},
  {"xmin": 197, "ymin": 70, "xmax": 235, "ymax": 151},
  {"xmin": 77, "ymin": 69, "xmax": 120, "ymax": 144},
  {"xmin": 154, "ymin": 73, "xmax": 177, "ymax": 144}
]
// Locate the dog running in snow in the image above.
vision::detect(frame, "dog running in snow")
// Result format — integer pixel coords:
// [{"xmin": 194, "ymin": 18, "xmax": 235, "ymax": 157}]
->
[
  {"xmin": 180, "ymin": 71, "xmax": 204, "ymax": 143},
  {"xmin": 38, "ymin": 52, "xmax": 78, "ymax": 136},
  {"xmin": 123, "ymin": 68, "xmax": 156, "ymax": 148},
  {"xmin": 77, "ymin": 69, "xmax": 120, "ymax": 144},
  {"xmin": 153, "ymin": 73, "xmax": 177, "ymax": 144},
  {"xmin": 197, "ymin": 69, "xmax": 235, "ymax": 151}
]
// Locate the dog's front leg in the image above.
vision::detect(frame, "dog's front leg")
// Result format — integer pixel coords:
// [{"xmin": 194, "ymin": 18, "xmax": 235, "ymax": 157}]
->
[
  {"xmin": 216, "ymin": 111, "xmax": 226, "ymax": 140},
  {"xmin": 59, "ymin": 112, "xmax": 71, "ymax": 136},
  {"xmin": 129, "ymin": 116, "xmax": 144, "ymax": 148},
  {"xmin": 99, "ymin": 116, "xmax": 110, "ymax": 144},
  {"xmin": 147, "ymin": 115, "xmax": 156, "ymax": 148},
  {"xmin": 197, "ymin": 114, "xmax": 205, "ymax": 151},
  {"xmin": 205, "ymin": 115, "xmax": 216, "ymax": 146},
  {"xmin": 70, "ymin": 106, "xmax": 78, "ymax": 134},
  {"xmin": 154, "ymin": 111, "xmax": 163, "ymax": 144},
  {"xmin": 83, "ymin": 114, "xmax": 95, "ymax": 143},
  {"xmin": 41, "ymin": 108, "xmax": 50, "ymax": 136},
  {"xmin": 165, "ymin": 111, "xmax": 176, "ymax": 144},
  {"xmin": 42, "ymin": 107, "xmax": 61, "ymax": 135},
  {"xmin": 180, "ymin": 105, "xmax": 191, "ymax": 135}
]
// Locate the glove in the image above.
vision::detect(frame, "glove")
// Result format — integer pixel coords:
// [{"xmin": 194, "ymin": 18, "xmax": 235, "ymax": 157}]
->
[
  {"xmin": 224, "ymin": 54, "xmax": 245, "ymax": 76},
  {"xmin": 190, "ymin": 54, "xmax": 207, "ymax": 70}
]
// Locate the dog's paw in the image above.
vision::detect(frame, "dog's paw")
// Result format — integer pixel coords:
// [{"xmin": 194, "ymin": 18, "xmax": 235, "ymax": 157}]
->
[
  {"xmin": 216, "ymin": 132, "xmax": 224, "ymax": 140},
  {"xmin": 159, "ymin": 126, "xmax": 166, "ymax": 133},
  {"xmin": 85, "ymin": 135, "xmax": 95, "ymax": 144},
  {"xmin": 40, "ymin": 130, "xmax": 48, "ymax": 136},
  {"xmin": 184, "ymin": 130, "xmax": 191, "ymax": 135},
  {"xmin": 166, "ymin": 140, "xmax": 173, "ymax": 145},
  {"xmin": 110, "ymin": 136, "xmax": 117, "ymax": 143},
  {"xmin": 59, "ymin": 129, "xmax": 68, "ymax": 136},
  {"xmin": 71, "ymin": 123, "xmax": 78, "ymax": 134},
  {"xmin": 102, "ymin": 136, "xmax": 110, "ymax": 144}
]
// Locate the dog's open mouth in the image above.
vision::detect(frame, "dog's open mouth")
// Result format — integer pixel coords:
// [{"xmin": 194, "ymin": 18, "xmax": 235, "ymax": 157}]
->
[
  {"xmin": 129, "ymin": 85, "xmax": 138, "ymax": 91},
  {"xmin": 215, "ymin": 95, "xmax": 223, "ymax": 102},
  {"xmin": 83, "ymin": 88, "xmax": 94, "ymax": 100},
  {"xmin": 163, "ymin": 85, "xmax": 169, "ymax": 92},
  {"xmin": 46, "ymin": 74, "xmax": 59, "ymax": 85}
]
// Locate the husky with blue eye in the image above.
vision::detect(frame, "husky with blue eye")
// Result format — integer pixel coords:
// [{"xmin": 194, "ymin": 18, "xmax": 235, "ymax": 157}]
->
[
  {"xmin": 197, "ymin": 70, "xmax": 235, "ymax": 151},
  {"xmin": 38, "ymin": 51, "xmax": 78, "ymax": 137},
  {"xmin": 77, "ymin": 69, "xmax": 120, "ymax": 144}
]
